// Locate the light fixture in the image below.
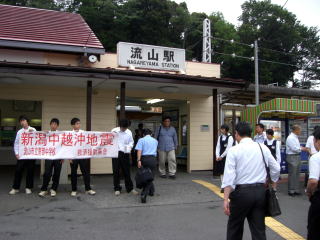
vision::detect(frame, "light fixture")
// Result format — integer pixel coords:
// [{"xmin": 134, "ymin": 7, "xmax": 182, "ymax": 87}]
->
[
  {"xmin": 158, "ymin": 86, "xmax": 180, "ymax": 93},
  {"xmin": 179, "ymin": 69, "xmax": 186, "ymax": 74},
  {"xmin": 128, "ymin": 65, "xmax": 135, "ymax": 70},
  {"xmin": 147, "ymin": 99, "xmax": 165, "ymax": 104},
  {"xmin": 116, "ymin": 105, "xmax": 142, "ymax": 111}
]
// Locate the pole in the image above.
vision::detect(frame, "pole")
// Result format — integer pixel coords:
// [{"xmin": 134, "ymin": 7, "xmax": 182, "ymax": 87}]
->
[
  {"xmin": 120, "ymin": 82, "xmax": 126, "ymax": 120},
  {"xmin": 254, "ymin": 40, "xmax": 259, "ymax": 106}
]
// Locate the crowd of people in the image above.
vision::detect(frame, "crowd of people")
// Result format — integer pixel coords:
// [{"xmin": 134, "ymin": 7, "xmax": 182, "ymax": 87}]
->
[
  {"xmin": 217, "ymin": 122, "xmax": 320, "ymax": 240},
  {"xmin": 8, "ymin": 115, "xmax": 178, "ymax": 204}
]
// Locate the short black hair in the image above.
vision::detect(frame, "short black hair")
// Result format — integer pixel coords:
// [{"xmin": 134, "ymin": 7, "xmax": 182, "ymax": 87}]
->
[
  {"xmin": 314, "ymin": 125, "xmax": 320, "ymax": 132},
  {"xmin": 162, "ymin": 116, "xmax": 172, "ymax": 122},
  {"xmin": 19, "ymin": 115, "xmax": 29, "ymax": 123},
  {"xmin": 266, "ymin": 129, "xmax": 274, "ymax": 136},
  {"xmin": 144, "ymin": 129, "xmax": 152, "ymax": 136},
  {"xmin": 220, "ymin": 124, "xmax": 229, "ymax": 132},
  {"xmin": 235, "ymin": 122, "xmax": 252, "ymax": 137},
  {"xmin": 50, "ymin": 118, "xmax": 60, "ymax": 126},
  {"xmin": 256, "ymin": 123, "xmax": 265, "ymax": 130},
  {"xmin": 119, "ymin": 119, "xmax": 129, "ymax": 128},
  {"xmin": 138, "ymin": 123, "xmax": 143, "ymax": 128},
  {"xmin": 313, "ymin": 127, "xmax": 320, "ymax": 141},
  {"xmin": 71, "ymin": 117, "xmax": 80, "ymax": 125}
]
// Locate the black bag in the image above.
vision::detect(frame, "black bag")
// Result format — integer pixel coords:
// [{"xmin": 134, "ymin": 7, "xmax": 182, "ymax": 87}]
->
[
  {"xmin": 258, "ymin": 143, "xmax": 282, "ymax": 217},
  {"xmin": 135, "ymin": 167, "xmax": 154, "ymax": 189}
]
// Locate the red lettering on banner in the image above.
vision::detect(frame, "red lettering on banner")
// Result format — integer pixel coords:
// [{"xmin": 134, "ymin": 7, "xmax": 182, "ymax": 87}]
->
[
  {"xmin": 21, "ymin": 132, "xmax": 33, "ymax": 146},
  {"xmin": 103, "ymin": 148, "xmax": 107, "ymax": 155},
  {"xmin": 77, "ymin": 149, "xmax": 82, "ymax": 156},
  {"xmin": 100, "ymin": 133, "xmax": 114, "ymax": 146},
  {"xmin": 74, "ymin": 133, "xmax": 85, "ymax": 146},
  {"xmin": 93, "ymin": 149, "xmax": 97, "ymax": 156},
  {"xmin": 35, "ymin": 133, "xmax": 47, "ymax": 146},
  {"xmin": 49, "ymin": 133, "xmax": 60, "ymax": 146},
  {"xmin": 62, "ymin": 133, "xmax": 73, "ymax": 146},
  {"xmin": 98, "ymin": 148, "xmax": 102, "ymax": 155},
  {"xmin": 87, "ymin": 134, "xmax": 98, "ymax": 146},
  {"xmin": 88, "ymin": 148, "xmax": 92, "ymax": 156}
]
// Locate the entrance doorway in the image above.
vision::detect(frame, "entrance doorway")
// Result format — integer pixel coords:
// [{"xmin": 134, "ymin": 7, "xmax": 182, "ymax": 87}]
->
[
  {"xmin": 116, "ymin": 97, "xmax": 188, "ymax": 171},
  {"xmin": 0, "ymin": 99, "xmax": 42, "ymax": 166}
]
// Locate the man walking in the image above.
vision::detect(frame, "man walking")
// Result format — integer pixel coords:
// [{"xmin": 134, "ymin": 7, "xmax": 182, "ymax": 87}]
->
[
  {"xmin": 306, "ymin": 127, "xmax": 320, "ymax": 240},
  {"xmin": 222, "ymin": 122, "xmax": 280, "ymax": 240},
  {"xmin": 155, "ymin": 116, "xmax": 178, "ymax": 179},
  {"xmin": 135, "ymin": 129, "xmax": 158, "ymax": 203},
  {"xmin": 286, "ymin": 125, "xmax": 307, "ymax": 196}
]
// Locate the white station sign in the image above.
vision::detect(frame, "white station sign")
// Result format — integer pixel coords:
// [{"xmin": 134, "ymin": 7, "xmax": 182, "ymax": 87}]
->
[{"xmin": 117, "ymin": 42, "xmax": 186, "ymax": 72}]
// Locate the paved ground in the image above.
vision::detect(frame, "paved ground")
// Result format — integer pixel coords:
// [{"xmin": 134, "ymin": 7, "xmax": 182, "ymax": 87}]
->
[{"xmin": 0, "ymin": 167, "xmax": 309, "ymax": 240}]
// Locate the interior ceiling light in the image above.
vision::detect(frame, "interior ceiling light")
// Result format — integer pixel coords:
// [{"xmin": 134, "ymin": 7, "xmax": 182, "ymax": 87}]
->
[
  {"xmin": 147, "ymin": 99, "xmax": 165, "ymax": 104},
  {"xmin": 158, "ymin": 86, "xmax": 180, "ymax": 93}
]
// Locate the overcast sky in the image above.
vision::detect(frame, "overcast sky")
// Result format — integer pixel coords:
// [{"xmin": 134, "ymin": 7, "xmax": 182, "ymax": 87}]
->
[{"xmin": 173, "ymin": 0, "xmax": 320, "ymax": 29}]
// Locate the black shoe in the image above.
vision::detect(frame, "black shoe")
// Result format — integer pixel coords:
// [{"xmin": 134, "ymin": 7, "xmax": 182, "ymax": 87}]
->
[
  {"xmin": 288, "ymin": 193, "xmax": 295, "ymax": 197},
  {"xmin": 141, "ymin": 195, "xmax": 147, "ymax": 203},
  {"xmin": 294, "ymin": 192, "xmax": 302, "ymax": 196},
  {"xmin": 160, "ymin": 175, "xmax": 167, "ymax": 178},
  {"xmin": 169, "ymin": 175, "xmax": 176, "ymax": 179},
  {"xmin": 149, "ymin": 192, "xmax": 154, "ymax": 197}
]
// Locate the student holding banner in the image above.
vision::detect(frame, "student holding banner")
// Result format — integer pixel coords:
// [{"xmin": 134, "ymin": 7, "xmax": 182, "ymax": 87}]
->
[
  {"xmin": 9, "ymin": 115, "xmax": 36, "ymax": 195},
  {"xmin": 70, "ymin": 118, "xmax": 96, "ymax": 197},
  {"xmin": 39, "ymin": 118, "xmax": 63, "ymax": 197}
]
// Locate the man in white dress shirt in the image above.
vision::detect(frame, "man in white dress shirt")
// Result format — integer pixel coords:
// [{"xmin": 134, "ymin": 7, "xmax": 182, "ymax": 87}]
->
[
  {"xmin": 305, "ymin": 126, "xmax": 320, "ymax": 187},
  {"xmin": 111, "ymin": 119, "xmax": 138, "ymax": 196},
  {"xmin": 286, "ymin": 125, "xmax": 308, "ymax": 196},
  {"xmin": 306, "ymin": 127, "xmax": 320, "ymax": 240},
  {"xmin": 222, "ymin": 122, "xmax": 280, "ymax": 240},
  {"xmin": 9, "ymin": 115, "xmax": 36, "ymax": 195}
]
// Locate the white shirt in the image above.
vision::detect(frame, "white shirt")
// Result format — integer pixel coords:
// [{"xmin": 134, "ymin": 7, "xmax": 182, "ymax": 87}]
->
[
  {"xmin": 253, "ymin": 133, "xmax": 267, "ymax": 143},
  {"xmin": 111, "ymin": 127, "xmax": 134, "ymax": 153},
  {"xmin": 14, "ymin": 126, "xmax": 36, "ymax": 155},
  {"xmin": 265, "ymin": 139, "xmax": 281, "ymax": 165},
  {"xmin": 306, "ymin": 135, "xmax": 318, "ymax": 155},
  {"xmin": 222, "ymin": 138, "xmax": 280, "ymax": 189},
  {"xmin": 216, "ymin": 134, "xmax": 234, "ymax": 159},
  {"xmin": 286, "ymin": 132, "xmax": 301, "ymax": 155},
  {"xmin": 309, "ymin": 151, "xmax": 320, "ymax": 180}
]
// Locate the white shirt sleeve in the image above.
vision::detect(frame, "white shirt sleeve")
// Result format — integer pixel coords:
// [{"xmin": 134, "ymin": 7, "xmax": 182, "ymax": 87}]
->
[
  {"xmin": 221, "ymin": 148, "xmax": 236, "ymax": 189},
  {"xmin": 309, "ymin": 154, "xmax": 320, "ymax": 180},
  {"xmin": 276, "ymin": 141, "xmax": 281, "ymax": 165},
  {"xmin": 216, "ymin": 136, "xmax": 221, "ymax": 158},
  {"xmin": 306, "ymin": 136, "xmax": 313, "ymax": 149},
  {"xmin": 14, "ymin": 130, "xmax": 21, "ymax": 155},
  {"xmin": 264, "ymin": 145, "xmax": 280, "ymax": 182},
  {"xmin": 220, "ymin": 136, "xmax": 234, "ymax": 158}
]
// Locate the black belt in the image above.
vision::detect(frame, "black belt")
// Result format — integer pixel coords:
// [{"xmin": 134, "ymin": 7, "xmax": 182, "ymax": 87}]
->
[
  {"xmin": 142, "ymin": 155, "xmax": 156, "ymax": 157},
  {"xmin": 235, "ymin": 183, "xmax": 265, "ymax": 189}
]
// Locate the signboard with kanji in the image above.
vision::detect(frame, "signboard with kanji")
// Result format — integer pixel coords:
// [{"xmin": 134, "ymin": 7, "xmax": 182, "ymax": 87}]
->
[
  {"xmin": 117, "ymin": 42, "xmax": 186, "ymax": 72},
  {"xmin": 18, "ymin": 131, "xmax": 118, "ymax": 159}
]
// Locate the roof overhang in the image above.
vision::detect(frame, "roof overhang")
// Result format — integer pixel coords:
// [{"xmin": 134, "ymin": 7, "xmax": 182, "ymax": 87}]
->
[{"xmin": 0, "ymin": 39, "xmax": 105, "ymax": 55}]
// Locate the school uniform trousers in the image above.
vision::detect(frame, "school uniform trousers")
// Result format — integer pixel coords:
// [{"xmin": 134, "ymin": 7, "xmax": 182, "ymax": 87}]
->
[
  {"xmin": 112, "ymin": 151, "xmax": 133, "ymax": 192},
  {"xmin": 12, "ymin": 159, "xmax": 35, "ymax": 190},
  {"xmin": 308, "ymin": 190, "xmax": 320, "ymax": 240},
  {"xmin": 41, "ymin": 160, "xmax": 62, "ymax": 191},
  {"xmin": 70, "ymin": 159, "xmax": 91, "ymax": 191}
]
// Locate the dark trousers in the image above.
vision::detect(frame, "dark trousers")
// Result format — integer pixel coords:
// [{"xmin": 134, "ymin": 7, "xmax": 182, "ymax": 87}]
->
[
  {"xmin": 70, "ymin": 159, "xmax": 91, "ymax": 191},
  {"xmin": 112, "ymin": 151, "xmax": 133, "ymax": 192},
  {"xmin": 41, "ymin": 160, "xmax": 62, "ymax": 191},
  {"xmin": 227, "ymin": 185, "xmax": 266, "ymax": 240},
  {"xmin": 308, "ymin": 191, "xmax": 320, "ymax": 240},
  {"xmin": 12, "ymin": 160, "xmax": 35, "ymax": 189},
  {"xmin": 141, "ymin": 155, "xmax": 157, "ymax": 197}
]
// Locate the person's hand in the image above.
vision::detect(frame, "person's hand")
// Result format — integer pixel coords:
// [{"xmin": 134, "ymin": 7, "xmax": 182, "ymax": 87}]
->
[
  {"xmin": 223, "ymin": 199, "xmax": 230, "ymax": 216},
  {"xmin": 217, "ymin": 157, "xmax": 222, "ymax": 161},
  {"xmin": 29, "ymin": 129, "xmax": 35, "ymax": 132},
  {"xmin": 60, "ymin": 160, "xmax": 64, "ymax": 164},
  {"xmin": 69, "ymin": 160, "xmax": 73, "ymax": 164},
  {"xmin": 138, "ymin": 160, "xmax": 142, "ymax": 168},
  {"xmin": 15, "ymin": 154, "xmax": 20, "ymax": 160},
  {"xmin": 301, "ymin": 146, "xmax": 308, "ymax": 152}
]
